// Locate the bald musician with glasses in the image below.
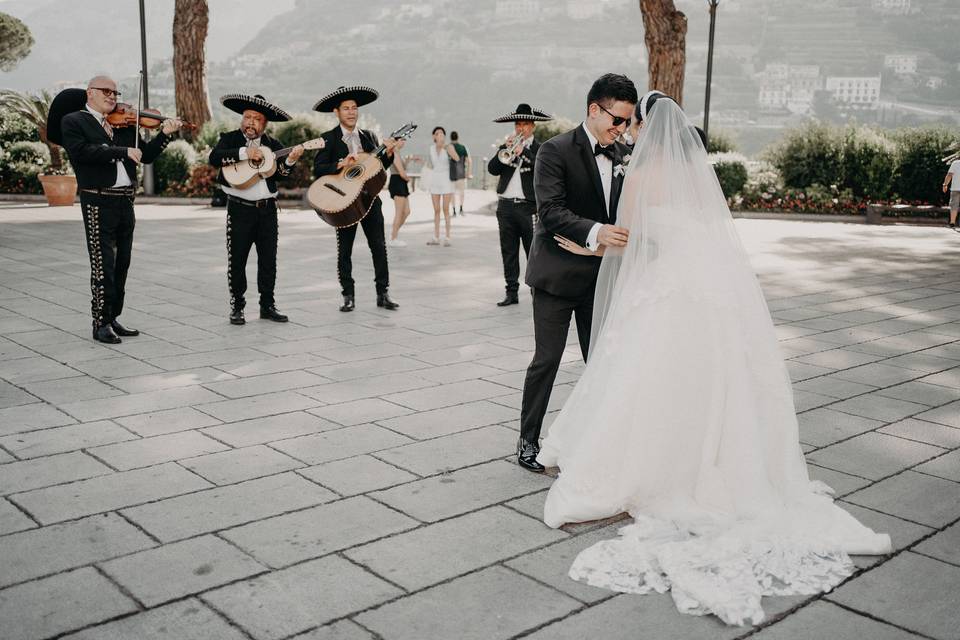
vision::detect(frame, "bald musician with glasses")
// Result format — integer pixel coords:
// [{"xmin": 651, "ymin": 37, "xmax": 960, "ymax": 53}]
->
[{"xmin": 59, "ymin": 76, "xmax": 183, "ymax": 344}]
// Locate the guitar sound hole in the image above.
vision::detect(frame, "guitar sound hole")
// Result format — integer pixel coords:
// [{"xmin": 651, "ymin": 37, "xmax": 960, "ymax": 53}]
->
[{"xmin": 346, "ymin": 166, "xmax": 364, "ymax": 180}]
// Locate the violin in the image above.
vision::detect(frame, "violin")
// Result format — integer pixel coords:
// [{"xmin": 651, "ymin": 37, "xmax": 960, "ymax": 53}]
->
[{"xmin": 106, "ymin": 102, "xmax": 196, "ymax": 130}]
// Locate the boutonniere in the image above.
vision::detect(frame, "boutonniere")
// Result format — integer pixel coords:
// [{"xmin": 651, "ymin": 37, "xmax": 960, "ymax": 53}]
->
[{"xmin": 614, "ymin": 163, "xmax": 627, "ymax": 178}]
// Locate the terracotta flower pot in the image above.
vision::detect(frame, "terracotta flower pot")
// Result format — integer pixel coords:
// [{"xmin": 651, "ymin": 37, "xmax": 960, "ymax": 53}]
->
[{"xmin": 38, "ymin": 174, "xmax": 78, "ymax": 206}]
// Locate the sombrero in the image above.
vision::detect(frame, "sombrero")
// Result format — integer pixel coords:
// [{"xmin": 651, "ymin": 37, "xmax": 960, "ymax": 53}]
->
[
  {"xmin": 493, "ymin": 103, "xmax": 552, "ymax": 123},
  {"xmin": 220, "ymin": 93, "xmax": 291, "ymax": 122},
  {"xmin": 312, "ymin": 85, "xmax": 379, "ymax": 112},
  {"xmin": 46, "ymin": 88, "xmax": 88, "ymax": 146}
]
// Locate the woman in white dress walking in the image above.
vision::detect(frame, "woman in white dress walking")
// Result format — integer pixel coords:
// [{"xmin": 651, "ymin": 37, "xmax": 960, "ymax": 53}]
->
[
  {"xmin": 426, "ymin": 126, "xmax": 458, "ymax": 246},
  {"xmin": 538, "ymin": 93, "xmax": 891, "ymax": 626}
]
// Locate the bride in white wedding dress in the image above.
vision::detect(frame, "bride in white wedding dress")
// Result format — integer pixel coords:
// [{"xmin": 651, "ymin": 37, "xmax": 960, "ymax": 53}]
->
[{"xmin": 536, "ymin": 94, "xmax": 891, "ymax": 626}]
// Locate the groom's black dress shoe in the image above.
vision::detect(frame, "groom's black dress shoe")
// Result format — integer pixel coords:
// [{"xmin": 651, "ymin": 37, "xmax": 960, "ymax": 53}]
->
[
  {"xmin": 497, "ymin": 294, "xmax": 519, "ymax": 307},
  {"xmin": 340, "ymin": 295, "xmax": 355, "ymax": 312},
  {"xmin": 517, "ymin": 438, "xmax": 545, "ymax": 472},
  {"xmin": 93, "ymin": 324, "xmax": 122, "ymax": 344},
  {"xmin": 110, "ymin": 320, "xmax": 139, "ymax": 337}
]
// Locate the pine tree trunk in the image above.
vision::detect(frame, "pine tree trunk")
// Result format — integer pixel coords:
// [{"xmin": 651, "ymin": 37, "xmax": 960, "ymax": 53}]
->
[
  {"xmin": 173, "ymin": 0, "xmax": 212, "ymax": 140},
  {"xmin": 639, "ymin": 0, "xmax": 687, "ymax": 106}
]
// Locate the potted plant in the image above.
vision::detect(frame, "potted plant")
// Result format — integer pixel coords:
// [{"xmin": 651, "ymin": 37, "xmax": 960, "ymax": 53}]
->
[{"xmin": 0, "ymin": 89, "xmax": 76, "ymax": 206}]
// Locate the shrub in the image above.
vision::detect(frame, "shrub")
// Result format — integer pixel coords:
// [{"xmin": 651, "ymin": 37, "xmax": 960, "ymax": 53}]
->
[
  {"xmin": 0, "ymin": 105, "xmax": 38, "ymax": 149},
  {"xmin": 533, "ymin": 117, "xmax": 577, "ymax": 144},
  {"xmin": 890, "ymin": 126, "xmax": 959, "ymax": 203},
  {"xmin": 4, "ymin": 139, "xmax": 49, "ymax": 166},
  {"xmin": 0, "ymin": 140, "xmax": 48, "ymax": 193},
  {"xmin": 839, "ymin": 126, "xmax": 896, "ymax": 200},
  {"xmin": 271, "ymin": 114, "xmax": 335, "ymax": 188},
  {"xmin": 765, "ymin": 122, "xmax": 842, "ymax": 190},
  {"xmin": 153, "ymin": 139, "xmax": 197, "ymax": 194},
  {"xmin": 706, "ymin": 128, "xmax": 737, "ymax": 153},
  {"xmin": 194, "ymin": 117, "xmax": 234, "ymax": 152},
  {"xmin": 710, "ymin": 152, "xmax": 749, "ymax": 198},
  {"xmin": 164, "ymin": 163, "xmax": 218, "ymax": 198}
]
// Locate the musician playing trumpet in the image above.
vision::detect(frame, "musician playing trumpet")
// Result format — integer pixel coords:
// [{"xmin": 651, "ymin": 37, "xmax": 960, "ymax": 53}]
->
[
  {"xmin": 210, "ymin": 94, "xmax": 303, "ymax": 325},
  {"xmin": 488, "ymin": 103, "xmax": 553, "ymax": 307}
]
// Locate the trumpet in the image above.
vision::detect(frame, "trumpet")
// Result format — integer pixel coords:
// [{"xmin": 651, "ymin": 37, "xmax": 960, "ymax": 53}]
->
[{"xmin": 498, "ymin": 134, "xmax": 525, "ymax": 165}]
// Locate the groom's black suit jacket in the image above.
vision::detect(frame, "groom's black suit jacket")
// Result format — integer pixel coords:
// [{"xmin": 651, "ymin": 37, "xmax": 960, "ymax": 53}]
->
[{"xmin": 525, "ymin": 125, "xmax": 630, "ymax": 299}]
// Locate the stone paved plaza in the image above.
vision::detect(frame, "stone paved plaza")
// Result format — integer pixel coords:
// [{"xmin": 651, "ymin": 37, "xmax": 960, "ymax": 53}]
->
[{"xmin": 1, "ymin": 193, "xmax": 959, "ymax": 640}]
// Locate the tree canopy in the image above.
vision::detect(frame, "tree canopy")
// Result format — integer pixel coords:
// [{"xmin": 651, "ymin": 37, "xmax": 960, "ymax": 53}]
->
[{"xmin": 0, "ymin": 12, "xmax": 34, "ymax": 72}]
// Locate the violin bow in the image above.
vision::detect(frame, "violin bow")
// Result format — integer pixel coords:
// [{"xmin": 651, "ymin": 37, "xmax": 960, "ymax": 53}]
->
[{"xmin": 134, "ymin": 70, "xmax": 143, "ymax": 152}]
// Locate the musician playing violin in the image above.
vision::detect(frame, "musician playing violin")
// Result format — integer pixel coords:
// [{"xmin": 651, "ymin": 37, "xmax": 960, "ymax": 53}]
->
[
  {"xmin": 209, "ymin": 93, "xmax": 303, "ymax": 325},
  {"xmin": 60, "ymin": 75, "xmax": 184, "ymax": 344},
  {"xmin": 312, "ymin": 85, "xmax": 400, "ymax": 312}
]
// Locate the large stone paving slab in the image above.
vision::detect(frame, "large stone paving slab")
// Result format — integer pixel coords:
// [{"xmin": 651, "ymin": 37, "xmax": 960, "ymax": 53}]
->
[
  {"xmin": 222, "ymin": 495, "xmax": 418, "ymax": 568},
  {"xmin": 121, "ymin": 472, "xmax": 337, "ymax": 542},
  {"xmin": 355, "ymin": 566, "xmax": 581, "ymax": 640},
  {"xmin": 61, "ymin": 599, "xmax": 249, "ymax": 640},
  {"xmin": 827, "ymin": 552, "xmax": 960, "ymax": 639},
  {"xmin": 11, "ymin": 462, "xmax": 212, "ymax": 524},
  {"xmin": 99, "ymin": 534, "xmax": 267, "ymax": 606},
  {"xmin": 345, "ymin": 506, "xmax": 566, "ymax": 591},
  {"xmin": 0, "ymin": 566, "xmax": 138, "ymax": 640},
  {"xmin": 202, "ymin": 555, "xmax": 402, "ymax": 640},
  {"xmin": 0, "ymin": 513, "xmax": 155, "ymax": 588}
]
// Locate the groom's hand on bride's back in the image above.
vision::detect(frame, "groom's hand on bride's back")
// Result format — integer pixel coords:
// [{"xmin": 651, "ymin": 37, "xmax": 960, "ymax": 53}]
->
[{"xmin": 598, "ymin": 224, "xmax": 629, "ymax": 247}]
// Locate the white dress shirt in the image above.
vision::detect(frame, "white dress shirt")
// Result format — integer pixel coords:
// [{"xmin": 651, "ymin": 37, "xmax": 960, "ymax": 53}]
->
[
  {"xmin": 85, "ymin": 104, "xmax": 132, "ymax": 188},
  {"xmin": 341, "ymin": 124, "xmax": 362, "ymax": 155},
  {"xmin": 582, "ymin": 123, "xmax": 612, "ymax": 251},
  {"xmin": 500, "ymin": 135, "xmax": 534, "ymax": 201}
]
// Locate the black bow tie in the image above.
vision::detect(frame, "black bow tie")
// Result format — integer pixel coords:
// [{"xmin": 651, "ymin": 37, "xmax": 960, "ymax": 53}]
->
[{"xmin": 594, "ymin": 143, "xmax": 615, "ymax": 161}]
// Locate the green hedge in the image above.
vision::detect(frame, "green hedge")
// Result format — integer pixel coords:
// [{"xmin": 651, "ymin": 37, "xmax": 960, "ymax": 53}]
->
[
  {"xmin": 765, "ymin": 122, "xmax": 959, "ymax": 204},
  {"xmin": 710, "ymin": 153, "xmax": 749, "ymax": 198},
  {"xmin": 153, "ymin": 139, "xmax": 197, "ymax": 194},
  {"xmin": 0, "ymin": 140, "xmax": 47, "ymax": 193},
  {"xmin": 890, "ymin": 127, "xmax": 957, "ymax": 203}
]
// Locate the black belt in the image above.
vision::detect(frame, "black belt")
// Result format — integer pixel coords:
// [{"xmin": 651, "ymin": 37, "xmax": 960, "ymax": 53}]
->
[
  {"xmin": 500, "ymin": 197, "xmax": 535, "ymax": 206},
  {"xmin": 227, "ymin": 194, "xmax": 276, "ymax": 209},
  {"xmin": 81, "ymin": 187, "xmax": 135, "ymax": 197}
]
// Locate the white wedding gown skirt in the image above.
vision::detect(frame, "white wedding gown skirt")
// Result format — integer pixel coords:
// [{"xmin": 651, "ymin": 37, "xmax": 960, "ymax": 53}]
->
[{"xmin": 536, "ymin": 216, "xmax": 891, "ymax": 625}]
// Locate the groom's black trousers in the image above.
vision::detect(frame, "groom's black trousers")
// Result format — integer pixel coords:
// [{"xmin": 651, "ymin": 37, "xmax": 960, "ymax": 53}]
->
[{"xmin": 520, "ymin": 286, "xmax": 594, "ymax": 444}]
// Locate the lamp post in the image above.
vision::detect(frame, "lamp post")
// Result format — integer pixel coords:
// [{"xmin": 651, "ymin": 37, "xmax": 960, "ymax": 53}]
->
[
  {"xmin": 703, "ymin": 0, "xmax": 720, "ymax": 146},
  {"xmin": 138, "ymin": 0, "xmax": 154, "ymax": 195}
]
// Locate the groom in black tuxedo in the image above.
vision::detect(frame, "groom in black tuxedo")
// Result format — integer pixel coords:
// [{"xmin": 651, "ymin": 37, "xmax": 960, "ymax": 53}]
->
[{"xmin": 517, "ymin": 74, "xmax": 637, "ymax": 471}]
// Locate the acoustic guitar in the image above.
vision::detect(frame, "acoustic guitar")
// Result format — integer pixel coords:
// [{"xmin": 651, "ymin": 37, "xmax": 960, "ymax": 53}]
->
[
  {"xmin": 308, "ymin": 123, "xmax": 417, "ymax": 228},
  {"xmin": 222, "ymin": 138, "xmax": 326, "ymax": 189}
]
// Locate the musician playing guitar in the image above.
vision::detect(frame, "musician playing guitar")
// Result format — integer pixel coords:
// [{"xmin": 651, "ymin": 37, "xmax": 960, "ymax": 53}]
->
[
  {"xmin": 210, "ymin": 94, "xmax": 304, "ymax": 325},
  {"xmin": 313, "ymin": 85, "xmax": 401, "ymax": 312}
]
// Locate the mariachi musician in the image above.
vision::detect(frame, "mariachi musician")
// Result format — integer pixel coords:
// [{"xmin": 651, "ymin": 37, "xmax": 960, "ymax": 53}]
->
[
  {"xmin": 488, "ymin": 104, "xmax": 552, "ymax": 307},
  {"xmin": 55, "ymin": 75, "xmax": 183, "ymax": 344},
  {"xmin": 312, "ymin": 85, "xmax": 400, "ymax": 312},
  {"xmin": 209, "ymin": 94, "xmax": 303, "ymax": 325}
]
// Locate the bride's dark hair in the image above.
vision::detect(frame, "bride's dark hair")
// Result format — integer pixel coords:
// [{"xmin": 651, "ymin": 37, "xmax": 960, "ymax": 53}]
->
[{"xmin": 587, "ymin": 73, "xmax": 638, "ymax": 109}]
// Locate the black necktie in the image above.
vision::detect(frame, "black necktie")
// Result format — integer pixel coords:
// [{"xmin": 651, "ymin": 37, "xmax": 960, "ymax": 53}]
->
[{"xmin": 594, "ymin": 143, "xmax": 614, "ymax": 161}]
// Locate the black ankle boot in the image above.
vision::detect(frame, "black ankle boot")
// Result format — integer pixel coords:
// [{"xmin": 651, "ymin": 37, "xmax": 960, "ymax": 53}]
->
[
  {"xmin": 259, "ymin": 305, "xmax": 288, "ymax": 322},
  {"xmin": 377, "ymin": 292, "xmax": 399, "ymax": 310},
  {"xmin": 340, "ymin": 294, "xmax": 355, "ymax": 312}
]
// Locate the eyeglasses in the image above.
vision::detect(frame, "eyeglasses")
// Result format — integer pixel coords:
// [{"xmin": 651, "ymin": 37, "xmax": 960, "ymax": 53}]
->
[
  {"xmin": 90, "ymin": 87, "xmax": 121, "ymax": 98},
  {"xmin": 596, "ymin": 103, "xmax": 630, "ymax": 127}
]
